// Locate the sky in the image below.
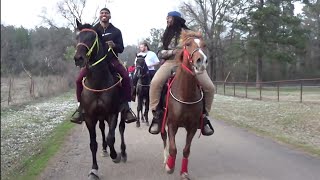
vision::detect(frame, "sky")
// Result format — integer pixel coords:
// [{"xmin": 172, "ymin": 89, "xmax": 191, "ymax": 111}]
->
[
  {"xmin": 1, "ymin": 0, "xmax": 181, "ymax": 45},
  {"xmin": 1, "ymin": 0, "xmax": 304, "ymax": 46}
]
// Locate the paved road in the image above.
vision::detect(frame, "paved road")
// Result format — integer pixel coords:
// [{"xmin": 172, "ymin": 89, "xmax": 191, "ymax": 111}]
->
[{"xmin": 39, "ymin": 103, "xmax": 320, "ymax": 180}]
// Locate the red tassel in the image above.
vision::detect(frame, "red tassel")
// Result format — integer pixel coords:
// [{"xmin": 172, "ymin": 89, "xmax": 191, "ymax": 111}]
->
[
  {"xmin": 166, "ymin": 155, "xmax": 176, "ymax": 169},
  {"xmin": 180, "ymin": 157, "xmax": 188, "ymax": 174}
]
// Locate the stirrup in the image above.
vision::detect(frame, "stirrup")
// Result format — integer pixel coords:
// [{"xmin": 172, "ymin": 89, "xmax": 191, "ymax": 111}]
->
[
  {"xmin": 125, "ymin": 108, "xmax": 137, "ymax": 123},
  {"xmin": 148, "ymin": 120, "xmax": 160, "ymax": 135},
  {"xmin": 201, "ymin": 118, "xmax": 214, "ymax": 136},
  {"xmin": 148, "ymin": 110, "xmax": 162, "ymax": 134},
  {"xmin": 70, "ymin": 106, "xmax": 84, "ymax": 124}
]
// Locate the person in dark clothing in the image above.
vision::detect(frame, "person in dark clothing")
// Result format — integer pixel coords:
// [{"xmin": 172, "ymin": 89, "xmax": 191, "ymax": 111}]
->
[{"xmin": 71, "ymin": 7, "xmax": 137, "ymax": 124}]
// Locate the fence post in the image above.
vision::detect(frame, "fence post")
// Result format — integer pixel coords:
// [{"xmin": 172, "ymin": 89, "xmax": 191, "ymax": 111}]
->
[
  {"xmin": 233, "ymin": 83, "xmax": 236, "ymax": 96},
  {"xmin": 277, "ymin": 83, "xmax": 280, "ymax": 102},
  {"xmin": 259, "ymin": 83, "xmax": 262, "ymax": 100},
  {"xmin": 245, "ymin": 82, "xmax": 248, "ymax": 98},
  {"xmin": 223, "ymin": 83, "xmax": 226, "ymax": 95},
  {"xmin": 300, "ymin": 81, "xmax": 303, "ymax": 103},
  {"xmin": 8, "ymin": 77, "xmax": 13, "ymax": 105},
  {"xmin": 215, "ymin": 83, "xmax": 218, "ymax": 94}
]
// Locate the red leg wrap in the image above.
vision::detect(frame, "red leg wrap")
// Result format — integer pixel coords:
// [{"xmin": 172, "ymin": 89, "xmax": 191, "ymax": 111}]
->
[
  {"xmin": 166, "ymin": 155, "xmax": 176, "ymax": 169},
  {"xmin": 180, "ymin": 157, "xmax": 188, "ymax": 174}
]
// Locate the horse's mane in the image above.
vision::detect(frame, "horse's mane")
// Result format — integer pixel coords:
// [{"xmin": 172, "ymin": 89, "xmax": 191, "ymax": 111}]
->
[
  {"xmin": 81, "ymin": 23, "xmax": 93, "ymax": 29},
  {"xmin": 179, "ymin": 30, "xmax": 203, "ymax": 45},
  {"xmin": 174, "ymin": 30, "xmax": 203, "ymax": 62}
]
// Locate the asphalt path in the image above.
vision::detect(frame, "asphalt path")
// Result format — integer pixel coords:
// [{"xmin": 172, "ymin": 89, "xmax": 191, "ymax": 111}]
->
[{"xmin": 39, "ymin": 102, "xmax": 320, "ymax": 180}]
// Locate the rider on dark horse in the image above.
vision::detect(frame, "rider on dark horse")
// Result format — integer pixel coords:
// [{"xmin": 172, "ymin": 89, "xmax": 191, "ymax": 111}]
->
[
  {"xmin": 131, "ymin": 41, "xmax": 160, "ymax": 101},
  {"xmin": 148, "ymin": 11, "xmax": 214, "ymax": 136},
  {"xmin": 71, "ymin": 7, "xmax": 137, "ymax": 124}
]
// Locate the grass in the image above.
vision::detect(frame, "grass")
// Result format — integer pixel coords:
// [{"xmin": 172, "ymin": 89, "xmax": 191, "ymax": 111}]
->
[
  {"xmin": 5, "ymin": 118, "xmax": 75, "ymax": 180},
  {"xmin": 1, "ymin": 91, "xmax": 77, "ymax": 179},
  {"xmin": 211, "ymin": 94, "xmax": 320, "ymax": 157}
]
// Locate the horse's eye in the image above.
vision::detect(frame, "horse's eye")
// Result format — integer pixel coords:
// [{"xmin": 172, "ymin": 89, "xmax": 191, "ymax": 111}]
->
[{"xmin": 185, "ymin": 42, "xmax": 191, "ymax": 46}]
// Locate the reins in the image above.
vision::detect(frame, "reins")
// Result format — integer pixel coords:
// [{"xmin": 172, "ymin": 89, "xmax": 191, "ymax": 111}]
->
[{"xmin": 76, "ymin": 28, "xmax": 124, "ymax": 92}]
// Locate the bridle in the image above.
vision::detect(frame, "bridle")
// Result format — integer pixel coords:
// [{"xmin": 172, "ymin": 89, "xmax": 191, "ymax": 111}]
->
[
  {"xmin": 76, "ymin": 28, "xmax": 122, "ymax": 92},
  {"xmin": 181, "ymin": 37, "xmax": 202, "ymax": 76},
  {"xmin": 76, "ymin": 28, "xmax": 109, "ymax": 68}
]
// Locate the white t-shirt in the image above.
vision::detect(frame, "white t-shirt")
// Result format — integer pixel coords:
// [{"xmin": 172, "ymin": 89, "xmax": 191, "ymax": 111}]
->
[{"xmin": 135, "ymin": 51, "xmax": 160, "ymax": 71}]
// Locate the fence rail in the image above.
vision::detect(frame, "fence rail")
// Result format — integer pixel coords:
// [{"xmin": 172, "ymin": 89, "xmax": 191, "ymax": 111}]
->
[{"xmin": 213, "ymin": 78, "xmax": 320, "ymax": 103}]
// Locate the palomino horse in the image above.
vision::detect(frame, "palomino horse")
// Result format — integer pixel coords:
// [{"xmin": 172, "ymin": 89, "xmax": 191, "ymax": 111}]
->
[
  {"xmin": 134, "ymin": 55, "xmax": 150, "ymax": 127},
  {"xmin": 161, "ymin": 30, "xmax": 208, "ymax": 180},
  {"xmin": 74, "ymin": 20, "xmax": 127, "ymax": 179}
]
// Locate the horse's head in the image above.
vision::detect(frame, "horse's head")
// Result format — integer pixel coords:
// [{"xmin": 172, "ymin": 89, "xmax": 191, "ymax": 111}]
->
[
  {"xmin": 176, "ymin": 30, "xmax": 208, "ymax": 75},
  {"xmin": 135, "ymin": 54, "xmax": 148, "ymax": 78},
  {"xmin": 74, "ymin": 19, "xmax": 101, "ymax": 68}
]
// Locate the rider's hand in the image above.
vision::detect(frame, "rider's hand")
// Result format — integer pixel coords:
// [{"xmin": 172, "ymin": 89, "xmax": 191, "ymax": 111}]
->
[{"xmin": 106, "ymin": 41, "xmax": 115, "ymax": 48}]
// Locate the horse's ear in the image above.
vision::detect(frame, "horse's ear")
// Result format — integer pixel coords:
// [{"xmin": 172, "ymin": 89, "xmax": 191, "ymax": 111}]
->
[
  {"xmin": 143, "ymin": 55, "xmax": 147, "ymax": 58},
  {"xmin": 76, "ymin": 19, "xmax": 82, "ymax": 30}
]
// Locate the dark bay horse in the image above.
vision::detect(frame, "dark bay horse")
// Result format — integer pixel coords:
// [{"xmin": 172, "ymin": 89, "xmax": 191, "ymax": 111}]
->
[
  {"xmin": 74, "ymin": 20, "xmax": 127, "ymax": 179},
  {"xmin": 161, "ymin": 30, "xmax": 208, "ymax": 180},
  {"xmin": 134, "ymin": 55, "xmax": 150, "ymax": 127}
]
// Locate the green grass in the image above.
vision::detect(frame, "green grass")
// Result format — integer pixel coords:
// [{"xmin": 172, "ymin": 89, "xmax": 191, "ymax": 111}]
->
[
  {"xmin": 211, "ymin": 95, "xmax": 320, "ymax": 157},
  {"xmin": 5, "ymin": 117, "xmax": 75, "ymax": 180}
]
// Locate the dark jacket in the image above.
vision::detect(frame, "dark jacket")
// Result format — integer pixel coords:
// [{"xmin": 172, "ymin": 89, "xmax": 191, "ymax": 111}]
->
[{"xmin": 94, "ymin": 23, "xmax": 124, "ymax": 59}]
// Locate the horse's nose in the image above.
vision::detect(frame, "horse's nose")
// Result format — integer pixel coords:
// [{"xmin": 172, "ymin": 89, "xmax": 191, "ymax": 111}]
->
[
  {"xmin": 196, "ymin": 58, "xmax": 202, "ymax": 65},
  {"xmin": 74, "ymin": 54, "xmax": 84, "ymax": 66}
]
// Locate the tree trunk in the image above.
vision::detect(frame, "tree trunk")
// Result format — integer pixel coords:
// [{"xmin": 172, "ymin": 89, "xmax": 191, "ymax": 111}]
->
[{"xmin": 256, "ymin": 54, "xmax": 262, "ymax": 88}]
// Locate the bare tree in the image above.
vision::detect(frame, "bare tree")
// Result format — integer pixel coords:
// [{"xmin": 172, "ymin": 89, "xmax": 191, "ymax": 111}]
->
[
  {"xmin": 39, "ymin": 0, "xmax": 100, "ymax": 30},
  {"xmin": 181, "ymin": 0, "xmax": 231, "ymax": 80}
]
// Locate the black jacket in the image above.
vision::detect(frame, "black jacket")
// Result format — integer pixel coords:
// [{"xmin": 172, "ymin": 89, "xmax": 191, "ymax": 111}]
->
[{"xmin": 94, "ymin": 23, "xmax": 124, "ymax": 59}]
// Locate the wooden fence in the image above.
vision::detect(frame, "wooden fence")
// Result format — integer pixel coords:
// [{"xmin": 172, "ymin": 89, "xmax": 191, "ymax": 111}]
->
[{"xmin": 213, "ymin": 78, "xmax": 320, "ymax": 103}]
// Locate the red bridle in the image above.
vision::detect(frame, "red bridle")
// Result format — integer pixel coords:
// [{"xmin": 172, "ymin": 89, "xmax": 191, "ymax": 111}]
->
[{"xmin": 181, "ymin": 46, "xmax": 200, "ymax": 76}]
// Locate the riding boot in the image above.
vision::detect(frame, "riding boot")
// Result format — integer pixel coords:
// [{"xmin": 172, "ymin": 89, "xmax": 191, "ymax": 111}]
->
[
  {"xmin": 70, "ymin": 104, "xmax": 84, "ymax": 124},
  {"xmin": 121, "ymin": 101, "xmax": 137, "ymax": 123},
  {"xmin": 202, "ymin": 112, "xmax": 214, "ymax": 136},
  {"xmin": 148, "ymin": 109, "xmax": 164, "ymax": 135}
]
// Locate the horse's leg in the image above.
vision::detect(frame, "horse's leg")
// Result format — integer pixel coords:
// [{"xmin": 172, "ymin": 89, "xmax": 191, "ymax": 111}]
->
[
  {"xmin": 136, "ymin": 95, "xmax": 142, "ymax": 127},
  {"xmin": 180, "ymin": 127, "xmax": 197, "ymax": 180},
  {"xmin": 85, "ymin": 119, "xmax": 100, "ymax": 178},
  {"xmin": 161, "ymin": 129, "xmax": 168, "ymax": 164},
  {"xmin": 144, "ymin": 93, "xmax": 149, "ymax": 126},
  {"xmin": 165, "ymin": 123, "xmax": 178, "ymax": 174},
  {"xmin": 107, "ymin": 114, "xmax": 121, "ymax": 163},
  {"xmin": 119, "ymin": 111, "xmax": 127, "ymax": 162},
  {"xmin": 99, "ymin": 120, "xmax": 108, "ymax": 157}
]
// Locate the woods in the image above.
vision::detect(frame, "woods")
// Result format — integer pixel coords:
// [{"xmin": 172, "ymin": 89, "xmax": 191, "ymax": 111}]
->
[{"xmin": 1, "ymin": 0, "xmax": 319, "ymax": 82}]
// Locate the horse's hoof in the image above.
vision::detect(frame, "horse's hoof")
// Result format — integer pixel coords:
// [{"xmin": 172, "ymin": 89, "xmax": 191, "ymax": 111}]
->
[
  {"xmin": 181, "ymin": 172, "xmax": 191, "ymax": 180},
  {"xmin": 165, "ymin": 164, "xmax": 174, "ymax": 174},
  {"xmin": 121, "ymin": 153, "xmax": 127, "ymax": 163},
  {"xmin": 101, "ymin": 150, "xmax": 109, "ymax": 157},
  {"xmin": 112, "ymin": 153, "xmax": 121, "ymax": 163},
  {"xmin": 136, "ymin": 122, "xmax": 140, "ymax": 128},
  {"xmin": 88, "ymin": 169, "xmax": 99, "ymax": 180},
  {"xmin": 145, "ymin": 121, "xmax": 149, "ymax": 126}
]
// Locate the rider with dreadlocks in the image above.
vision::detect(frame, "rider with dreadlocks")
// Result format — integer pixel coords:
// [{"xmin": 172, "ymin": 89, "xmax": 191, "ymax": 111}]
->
[{"xmin": 148, "ymin": 11, "xmax": 215, "ymax": 136}]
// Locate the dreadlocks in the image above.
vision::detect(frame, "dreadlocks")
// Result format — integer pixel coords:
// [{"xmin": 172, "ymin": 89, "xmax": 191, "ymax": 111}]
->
[{"xmin": 162, "ymin": 16, "xmax": 189, "ymax": 50}]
